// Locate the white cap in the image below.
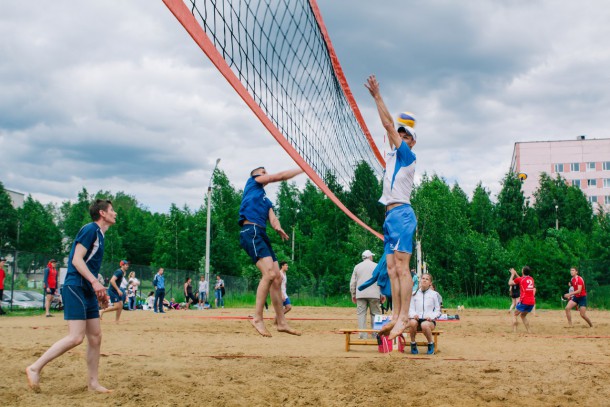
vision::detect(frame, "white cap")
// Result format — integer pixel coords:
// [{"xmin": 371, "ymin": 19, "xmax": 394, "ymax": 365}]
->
[{"xmin": 362, "ymin": 250, "xmax": 374, "ymax": 259}]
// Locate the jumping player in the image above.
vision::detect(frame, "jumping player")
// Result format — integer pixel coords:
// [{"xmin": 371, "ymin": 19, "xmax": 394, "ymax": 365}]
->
[
  {"xmin": 26, "ymin": 199, "xmax": 116, "ymax": 393},
  {"xmin": 239, "ymin": 166, "xmax": 302, "ymax": 337},
  {"xmin": 564, "ymin": 267, "xmax": 593, "ymax": 327},
  {"xmin": 365, "ymin": 75, "xmax": 418, "ymax": 340},
  {"xmin": 509, "ymin": 266, "xmax": 535, "ymax": 333}
]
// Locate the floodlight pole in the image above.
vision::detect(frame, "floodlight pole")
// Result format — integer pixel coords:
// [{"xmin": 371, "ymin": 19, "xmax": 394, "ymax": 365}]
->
[
  {"xmin": 555, "ymin": 205, "xmax": 559, "ymax": 230},
  {"xmin": 205, "ymin": 158, "xmax": 221, "ymax": 301}
]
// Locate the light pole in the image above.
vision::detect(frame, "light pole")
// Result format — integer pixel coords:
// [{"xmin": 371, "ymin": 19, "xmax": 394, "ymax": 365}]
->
[
  {"xmin": 205, "ymin": 158, "xmax": 221, "ymax": 301},
  {"xmin": 555, "ymin": 205, "xmax": 559, "ymax": 230}
]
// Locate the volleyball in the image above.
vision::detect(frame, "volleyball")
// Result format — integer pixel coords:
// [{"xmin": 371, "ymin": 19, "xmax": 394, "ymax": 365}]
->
[
  {"xmin": 397, "ymin": 112, "xmax": 416, "ymax": 128},
  {"xmin": 517, "ymin": 172, "xmax": 527, "ymax": 181}
]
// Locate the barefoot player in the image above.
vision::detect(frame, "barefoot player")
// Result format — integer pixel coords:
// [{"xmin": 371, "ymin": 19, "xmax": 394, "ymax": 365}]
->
[
  {"xmin": 239, "ymin": 166, "xmax": 302, "ymax": 337},
  {"xmin": 509, "ymin": 266, "xmax": 535, "ymax": 333},
  {"xmin": 365, "ymin": 75, "xmax": 418, "ymax": 340},
  {"xmin": 564, "ymin": 267, "xmax": 593, "ymax": 327},
  {"xmin": 26, "ymin": 199, "xmax": 116, "ymax": 393}
]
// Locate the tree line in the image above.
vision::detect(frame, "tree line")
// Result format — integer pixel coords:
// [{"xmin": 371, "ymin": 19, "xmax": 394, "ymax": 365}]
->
[{"xmin": 1, "ymin": 164, "xmax": 609, "ymax": 300}]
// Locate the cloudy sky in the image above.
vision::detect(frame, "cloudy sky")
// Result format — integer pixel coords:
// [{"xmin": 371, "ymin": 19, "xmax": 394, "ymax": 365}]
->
[{"xmin": 1, "ymin": 0, "xmax": 609, "ymax": 213}]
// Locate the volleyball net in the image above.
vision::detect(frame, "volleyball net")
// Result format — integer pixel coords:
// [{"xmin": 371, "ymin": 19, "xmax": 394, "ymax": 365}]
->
[{"xmin": 163, "ymin": 0, "xmax": 384, "ymax": 238}]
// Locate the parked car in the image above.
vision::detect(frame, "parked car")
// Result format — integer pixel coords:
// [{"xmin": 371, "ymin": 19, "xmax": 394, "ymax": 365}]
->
[
  {"xmin": 1, "ymin": 291, "xmax": 42, "ymax": 309},
  {"xmin": 20, "ymin": 290, "xmax": 63, "ymax": 310}
]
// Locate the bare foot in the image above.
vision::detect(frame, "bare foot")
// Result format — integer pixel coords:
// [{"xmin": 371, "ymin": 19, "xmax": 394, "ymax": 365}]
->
[
  {"xmin": 99, "ymin": 309, "xmax": 104, "ymax": 320},
  {"xmin": 378, "ymin": 320, "xmax": 396, "ymax": 336},
  {"xmin": 88, "ymin": 383, "xmax": 113, "ymax": 393},
  {"xmin": 387, "ymin": 319, "xmax": 408, "ymax": 341},
  {"xmin": 249, "ymin": 318, "xmax": 272, "ymax": 337},
  {"xmin": 26, "ymin": 366, "xmax": 41, "ymax": 393},
  {"xmin": 276, "ymin": 324, "xmax": 301, "ymax": 336}
]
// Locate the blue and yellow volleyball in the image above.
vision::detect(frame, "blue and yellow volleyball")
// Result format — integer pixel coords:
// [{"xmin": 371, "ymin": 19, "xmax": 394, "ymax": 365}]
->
[{"xmin": 397, "ymin": 112, "xmax": 416, "ymax": 128}]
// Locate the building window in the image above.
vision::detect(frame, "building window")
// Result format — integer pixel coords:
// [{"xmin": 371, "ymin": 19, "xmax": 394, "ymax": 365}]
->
[
  {"xmin": 605, "ymin": 196, "xmax": 610, "ymax": 205},
  {"xmin": 604, "ymin": 161, "xmax": 610, "ymax": 171},
  {"xmin": 588, "ymin": 179, "xmax": 597, "ymax": 187},
  {"xmin": 554, "ymin": 163, "xmax": 564, "ymax": 173},
  {"xmin": 571, "ymin": 163, "xmax": 580, "ymax": 172},
  {"xmin": 587, "ymin": 162, "xmax": 596, "ymax": 172},
  {"xmin": 605, "ymin": 179, "xmax": 610, "ymax": 188},
  {"xmin": 588, "ymin": 196, "xmax": 598, "ymax": 204},
  {"xmin": 572, "ymin": 179, "xmax": 581, "ymax": 188}
]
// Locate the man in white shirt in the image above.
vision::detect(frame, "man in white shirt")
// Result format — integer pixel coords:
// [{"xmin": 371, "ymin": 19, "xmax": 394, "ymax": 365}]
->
[
  {"xmin": 350, "ymin": 250, "xmax": 382, "ymax": 339},
  {"xmin": 407, "ymin": 273, "xmax": 441, "ymax": 354}
]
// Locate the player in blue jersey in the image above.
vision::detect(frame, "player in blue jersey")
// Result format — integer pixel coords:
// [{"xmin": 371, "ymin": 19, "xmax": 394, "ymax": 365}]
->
[
  {"xmin": 26, "ymin": 199, "xmax": 116, "ymax": 393},
  {"xmin": 239, "ymin": 166, "xmax": 303, "ymax": 337},
  {"xmin": 366, "ymin": 75, "xmax": 418, "ymax": 340}
]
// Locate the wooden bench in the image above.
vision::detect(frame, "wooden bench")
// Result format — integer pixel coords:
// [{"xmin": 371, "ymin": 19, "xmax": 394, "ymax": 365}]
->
[{"xmin": 338, "ymin": 329, "xmax": 443, "ymax": 353}]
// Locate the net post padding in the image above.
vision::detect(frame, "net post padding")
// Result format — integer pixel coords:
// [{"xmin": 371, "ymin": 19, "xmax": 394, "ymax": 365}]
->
[
  {"xmin": 163, "ymin": 0, "xmax": 383, "ymax": 240},
  {"xmin": 307, "ymin": 0, "xmax": 385, "ymax": 168}
]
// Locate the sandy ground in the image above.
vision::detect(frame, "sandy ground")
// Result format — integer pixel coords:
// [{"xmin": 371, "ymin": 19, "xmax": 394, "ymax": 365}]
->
[{"xmin": 2, "ymin": 306, "xmax": 610, "ymax": 406}]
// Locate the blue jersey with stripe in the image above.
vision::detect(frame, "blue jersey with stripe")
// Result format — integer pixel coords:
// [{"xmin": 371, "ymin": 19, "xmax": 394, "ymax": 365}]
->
[
  {"xmin": 238, "ymin": 176, "xmax": 274, "ymax": 227},
  {"xmin": 64, "ymin": 222, "xmax": 105, "ymax": 288},
  {"xmin": 379, "ymin": 140, "xmax": 416, "ymax": 205}
]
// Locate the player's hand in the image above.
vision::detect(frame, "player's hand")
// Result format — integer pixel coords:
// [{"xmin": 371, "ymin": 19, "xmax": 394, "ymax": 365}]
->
[
  {"xmin": 364, "ymin": 75, "xmax": 380, "ymax": 97},
  {"xmin": 276, "ymin": 227, "xmax": 289, "ymax": 241}
]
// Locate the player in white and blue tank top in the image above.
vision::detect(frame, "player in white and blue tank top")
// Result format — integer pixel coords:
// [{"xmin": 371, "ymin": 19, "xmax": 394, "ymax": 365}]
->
[{"xmin": 366, "ymin": 74, "xmax": 418, "ymax": 341}]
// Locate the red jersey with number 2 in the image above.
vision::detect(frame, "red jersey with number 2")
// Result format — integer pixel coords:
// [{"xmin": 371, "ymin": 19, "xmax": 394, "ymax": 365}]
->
[
  {"xmin": 514, "ymin": 276, "xmax": 535, "ymax": 305},
  {"xmin": 570, "ymin": 275, "xmax": 586, "ymax": 297}
]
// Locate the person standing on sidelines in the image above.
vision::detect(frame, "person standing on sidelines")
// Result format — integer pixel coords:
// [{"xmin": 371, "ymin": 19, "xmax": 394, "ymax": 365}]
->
[
  {"xmin": 100, "ymin": 260, "xmax": 129, "ymax": 322},
  {"xmin": 564, "ymin": 267, "xmax": 593, "ymax": 327},
  {"xmin": 184, "ymin": 277, "xmax": 198, "ymax": 309},
  {"xmin": 279, "ymin": 261, "xmax": 293, "ymax": 316},
  {"xmin": 350, "ymin": 250, "xmax": 381, "ymax": 339},
  {"xmin": 26, "ymin": 199, "xmax": 116, "ymax": 393},
  {"xmin": 43, "ymin": 259, "xmax": 59, "ymax": 317},
  {"xmin": 153, "ymin": 268, "xmax": 165, "ymax": 313},
  {"xmin": 509, "ymin": 266, "xmax": 535, "ymax": 333},
  {"xmin": 0, "ymin": 257, "xmax": 6, "ymax": 315},
  {"xmin": 239, "ymin": 166, "xmax": 303, "ymax": 337},
  {"xmin": 198, "ymin": 275, "xmax": 208, "ymax": 309},
  {"xmin": 214, "ymin": 275, "xmax": 225, "ymax": 309},
  {"xmin": 366, "ymin": 75, "xmax": 418, "ymax": 340}
]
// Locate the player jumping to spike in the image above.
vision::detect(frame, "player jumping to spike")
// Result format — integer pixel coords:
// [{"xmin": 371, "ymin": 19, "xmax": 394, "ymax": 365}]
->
[{"xmin": 365, "ymin": 75, "xmax": 418, "ymax": 341}]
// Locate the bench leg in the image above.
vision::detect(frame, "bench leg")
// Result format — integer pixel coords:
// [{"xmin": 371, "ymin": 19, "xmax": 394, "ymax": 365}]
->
[
  {"xmin": 345, "ymin": 333, "xmax": 350, "ymax": 352},
  {"xmin": 433, "ymin": 333, "xmax": 438, "ymax": 354}
]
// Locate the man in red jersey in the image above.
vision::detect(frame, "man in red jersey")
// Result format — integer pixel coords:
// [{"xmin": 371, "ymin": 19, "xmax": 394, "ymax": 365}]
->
[
  {"xmin": 564, "ymin": 267, "xmax": 593, "ymax": 327},
  {"xmin": 509, "ymin": 266, "xmax": 535, "ymax": 333},
  {"xmin": 43, "ymin": 259, "xmax": 59, "ymax": 317},
  {"xmin": 0, "ymin": 257, "xmax": 6, "ymax": 315}
]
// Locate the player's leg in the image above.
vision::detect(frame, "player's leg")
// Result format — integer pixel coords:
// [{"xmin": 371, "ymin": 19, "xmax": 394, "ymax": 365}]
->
[
  {"xmin": 578, "ymin": 306, "xmax": 593, "ymax": 327},
  {"xmin": 26, "ymin": 319, "xmax": 87, "ymax": 392},
  {"xmin": 249, "ymin": 256, "xmax": 276, "ymax": 336},
  {"xmin": 512, "ymin": 310, "xmax": 520, "ymax": 332},
  {"xmin": 388, "ymin": 250, "xmax": 413, "ymax": 341},
  {"xmin": 379, "ymin": 252, "xmax": 399, "ymax": 336},
  {"xmin": 520, "ymin": 312, "xmax": 530, "ymax": 333},
  {"xmin": 565, "ymin": 300, "xmax": 577, "ymax": 327},
  {"xmin": 85, "ymin": 318, "xmax": 111, "ymax": 393}
]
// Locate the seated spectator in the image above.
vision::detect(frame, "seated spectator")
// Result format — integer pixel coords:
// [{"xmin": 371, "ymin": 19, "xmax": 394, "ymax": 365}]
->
[
  {"xmin": 407, "ymin": 273, "xmax": 441, "ymax": 355},
  {"xmin": 146, "ymin": 291, "xmax": 155, "ymax": 310}
]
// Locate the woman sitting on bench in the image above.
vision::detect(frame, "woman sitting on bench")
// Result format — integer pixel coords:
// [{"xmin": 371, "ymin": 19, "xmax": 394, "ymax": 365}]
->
[{"xmin": 407, "ymin": 273, "xmax": 441, "ymax": 355}]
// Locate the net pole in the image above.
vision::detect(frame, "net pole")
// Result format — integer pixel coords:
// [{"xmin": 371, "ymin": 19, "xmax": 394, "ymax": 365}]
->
[{"xmin": 163, "ymin": 0, "xmax": 383, "ymax": 240}]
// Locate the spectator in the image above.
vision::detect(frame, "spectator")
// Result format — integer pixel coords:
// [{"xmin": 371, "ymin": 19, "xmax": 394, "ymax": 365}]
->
[
  {"xmin": 183, "ymin": 277, "xmax": 197, "ymax": 310},
  {"xmin": 146, "ymin": 291, "xmax": 155, "ymax": 310},
  {"xmin": 0, "ymin": 257, "xmax": 6, "ymax": 315},
  {"xmin": 350, "ymin": 250, "xmax": 381, "ymax": 339},
  {"xmin": 407, "ymin": 273, "xmax": 441, "ymax": 355},
  {"xmin": 214, "ymin": 275, "xmax": 225, "ymax": 308},
  {"xmin": 43, "ymin": 259, "xmax": 59, "ymax": 317},
  {"xmin": 279, "ymin": 261, "xmax": 292, "ymax": 316},
  {"xmin": 153, "ymin": 268, "xmax": 165, "ymax": 314},
  {"xmin": 198, "ymin": 276, "xmax": 208, "ymax": 310}
]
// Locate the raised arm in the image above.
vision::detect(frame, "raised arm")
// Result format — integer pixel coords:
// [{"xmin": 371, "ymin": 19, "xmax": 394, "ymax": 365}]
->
[
  {"xmin": 365, "ymin": 75, "xmax": 402, "ymax": 149},
  {"xmin": 508, "ymin": 268, "xmax": 518, "ymax": 286},
  {"xmin": 255, "ymin": 168, "xmax": 304, "ymax": 185},
  {"xmin": 268, "ymin": 208, "xmax": 289, "ymax": 241}
]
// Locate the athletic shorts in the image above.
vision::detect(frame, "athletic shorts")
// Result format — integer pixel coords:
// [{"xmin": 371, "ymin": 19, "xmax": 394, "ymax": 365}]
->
[
  {"xmin": 239, "ymin": 224, "xmax": 277, "ymax": 264},
  {"xmin": 108, "ymin": 288, "xmax": 123, "ymax": 303},
  {"xmin": 415, "ymin": 318, "xmax": 436, "ymax": 329},
  {"xmin": 383, "ymin": 204, "xmax": 417, "ymax": 255},
  {"xmin": 46, "ymin": 288, "xmax": 57, "ymax": 295},
  {"xmin": 571, "ymin": 296, "xmax": 587, "ymax": 307},
  {"xmin": 516, "ymin": 302, "xmax": 534, "ymax": 313},
  {"xmin": 283, "ymin": 297, "xmax": 291, "ymax": 307},
  {"xmin": 62, "ymin": 285, "xmax": 100, "ymax": 320}
]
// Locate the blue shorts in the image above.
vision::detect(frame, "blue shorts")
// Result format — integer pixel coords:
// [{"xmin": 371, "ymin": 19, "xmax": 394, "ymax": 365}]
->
[
  {"xmin": 283, "ymin": 297, "xmax": 291, "ymax": 307},
  {"xmin": 108, "ymin": 288, "xmax": 123, "ymax": 303},
  {"xmin": 516, "ymin": 302, "xmax": 534, "ymax": 313},
  {"xmin": 239, "ymin": 224, "xmax": 277, "ymax": 264},
  {"xmin": 571, "ymin": 296, "xmax": 587, "ymax": 307},
  {"xmin": 62, "ymin": 285, "xmax": 100, "ymax": 320},
  {"xmin": 383, "ymin": 204, "xmax": 417, "ymax": 255}
]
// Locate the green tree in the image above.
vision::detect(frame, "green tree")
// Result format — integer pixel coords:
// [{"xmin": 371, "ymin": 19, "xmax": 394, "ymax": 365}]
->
[
  {"xmin": 496, "ymin": 172, "xmax": 526, "ymax": 243},
  {"xmin": 0, "ymin": 181, "xmax": 18, "ymax": 249},
  {"xmin": 469, "ymin": 182, "xmax": 495, "ymax": 235},
  {"xmin": 17, "ymin": 196, "xmax": 63, "ymax": 256}
]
